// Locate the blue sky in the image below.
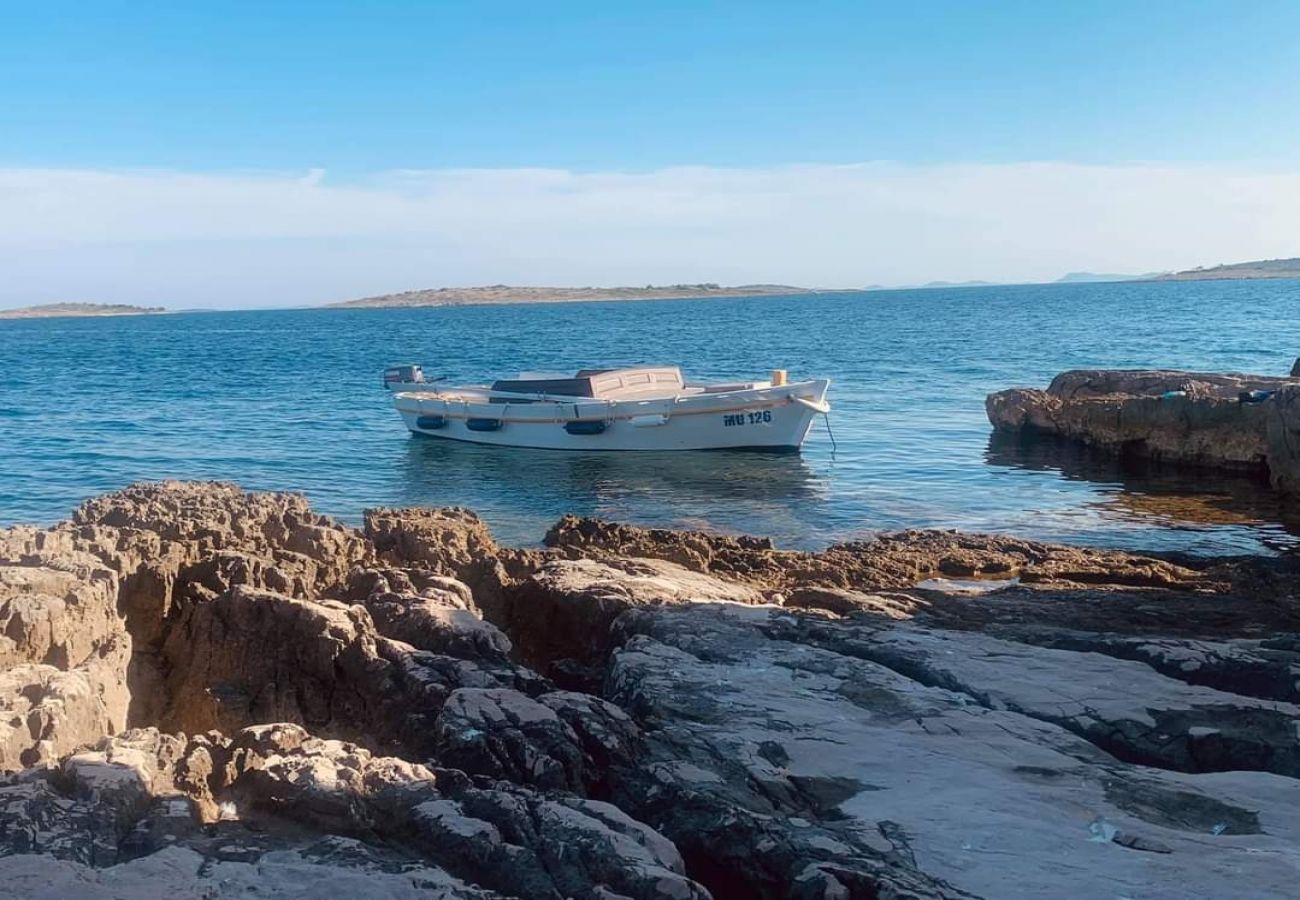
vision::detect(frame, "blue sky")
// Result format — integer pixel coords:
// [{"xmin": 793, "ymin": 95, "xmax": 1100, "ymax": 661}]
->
[
  {"xmin": 4, "ymin": 0, "xmax": 1299, "ymax": 173},
  {"xmin": 2, "ymin": 2, "xmax": 1300, "ymax": 308}
]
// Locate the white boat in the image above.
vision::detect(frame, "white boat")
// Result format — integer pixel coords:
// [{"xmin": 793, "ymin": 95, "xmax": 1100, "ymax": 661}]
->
[{"xmin": 383, "ymin": 365, "xmax": 831, "ymax": 451}]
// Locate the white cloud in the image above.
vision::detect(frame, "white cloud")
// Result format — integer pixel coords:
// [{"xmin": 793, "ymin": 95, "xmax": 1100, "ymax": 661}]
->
[{"xmin": 1, "ymin": 161, "xmax": 1298, "ymax": 308}]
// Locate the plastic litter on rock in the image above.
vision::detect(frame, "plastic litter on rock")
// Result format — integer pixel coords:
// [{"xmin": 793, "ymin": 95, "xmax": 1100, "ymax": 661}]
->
[{"xmin": 1087, "ymin": 816, "xmax": 1118, "ymax": 843}]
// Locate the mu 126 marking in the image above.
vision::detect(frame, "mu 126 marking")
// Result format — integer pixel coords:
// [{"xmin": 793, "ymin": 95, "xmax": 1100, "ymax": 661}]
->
[{"xmin": 723, "ymin": 410, "xmax": 773, "ymax": 427}]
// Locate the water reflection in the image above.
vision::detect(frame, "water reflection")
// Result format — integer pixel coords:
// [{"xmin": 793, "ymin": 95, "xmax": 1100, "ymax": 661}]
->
[
  {"xmin": 395, "ymin": 435, "xmax": 830, "ymax": 545},
  {"xmin": 985, "ymin": 431, "xmax": 1300, "ymax": 552}
]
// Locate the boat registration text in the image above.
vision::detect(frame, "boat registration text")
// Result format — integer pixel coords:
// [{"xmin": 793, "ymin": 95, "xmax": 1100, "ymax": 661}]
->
[{"xmin": 723, "ymin": 410, "xmax": 773, "ymax": 427}]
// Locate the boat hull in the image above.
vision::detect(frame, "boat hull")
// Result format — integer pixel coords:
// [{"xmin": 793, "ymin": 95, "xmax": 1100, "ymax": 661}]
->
[{"xmin": 392, "ymin": 379, "xmax": 830, "ymax": 451}]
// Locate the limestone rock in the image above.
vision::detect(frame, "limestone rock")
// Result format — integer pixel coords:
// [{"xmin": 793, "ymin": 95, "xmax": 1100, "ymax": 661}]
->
[
  {"xmin": 0, "ymin": 563, "xmax": 120, "ymax": 670},
  {"xmin": 209, "ymin": 723, "xmax": 705, "ymax": 899},
  {"xmin": 365, "ymin": 506, "xmax": 503, "ymax": 584},
  {"xmin": 606, "ymin": 603, "xmax": 1300, "ymax": 899},
  {"xmin": 986, "ymin": 369, "xmax": 1300, "ymax": 479},
  {"xmin": 434, "ymin": 688, "xmax": 584, "ymax": 790},
  {"xmin": 433, "ymin": 687, "xmax": 638, "ymax": 793},
  {"xmin": 5, "ymin": 481, "xmax": 1300, "ymax": 896},
  {"xmin": 542, "ymin": 515, "xmax": 1218, "ymax": 596},
  {"xmin": 0, "ymin": 645, "xmax": 129, "ymax": 773},
  {"xmin": 0, "ymin": 844, "xmax": 498, "ymax": 900},
  {"xmin": 350, "ymin": 566, "xmax": 512, "ymax": 662},
  {"xmin": 499, "ymin": 556, "xmax": 766, "ymax": 676},
  {"xmin": 157, "ymin": 586, "xmax": 387, "ymax": 737},
  {"xmin": 813, "ymin": 620, "xmax": 1300, "ymax": 777},
  {"xmin": 784, "ymin": 587, "xmax": 922, "ymax": 618},
  {"xmin": 404, "ymin": 787, "xmax": 707, "ymax": 900}
]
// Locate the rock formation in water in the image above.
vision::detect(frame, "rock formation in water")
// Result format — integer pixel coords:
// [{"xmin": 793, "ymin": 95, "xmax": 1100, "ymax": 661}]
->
[
  {"xmin": 2, "ymin": 481, "xmax": 1299, "ymax": 897},
  {"xmin": 987, "ymin": 368, "xmax": 1300, "ymax": 495}
]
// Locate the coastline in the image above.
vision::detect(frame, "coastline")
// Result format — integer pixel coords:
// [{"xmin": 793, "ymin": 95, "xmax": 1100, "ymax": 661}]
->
[
  {"xmin": 2, "ymin": 480, "xmax": 1298, "ymax": 897},
  {"xmin": 0, "ymin": 304, "xmax": 168, "ymax": 321},
  {"xmin": 1153, "ymin": 271, "xmax": 1300, "ymax": 282},
  {"xmin": 326, "ymin": 283, "xmax": 852, "ymax": 310}
]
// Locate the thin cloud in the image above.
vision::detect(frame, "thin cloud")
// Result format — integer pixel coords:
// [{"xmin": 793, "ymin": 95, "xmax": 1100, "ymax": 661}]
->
[{"xmin": 1, "ymin": 162, "xmax": 1298, "ymax": 308}]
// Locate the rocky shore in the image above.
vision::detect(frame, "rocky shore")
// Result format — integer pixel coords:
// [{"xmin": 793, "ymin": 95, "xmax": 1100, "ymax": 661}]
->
[
  {"xmin": 2, "ymin": 482, "xmax": 1299, "ymax": 898},
  {"xmin": 987, "ymin": 368, "xmax": 1300, "ymax": 494}
]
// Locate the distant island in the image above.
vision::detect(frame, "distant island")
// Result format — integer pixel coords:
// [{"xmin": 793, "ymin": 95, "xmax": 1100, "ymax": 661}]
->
[
  {"xmin": 327, "ymin": 283, "xmax": 833, "ymax": 309},
  {"xmin": 1154, "ymin": 257, "xmax": 1300, "ymax": 282},
  {"xmin": 0, "ymin": 302, "xmax": 167, "ymax": 320},
  {"xmin": 920, "ymin": 280, "xmax": 998, "ymax": 289},
  {"xmin": 1055, "ymin": 271, "xmax": 1161, "ymax": 284}
]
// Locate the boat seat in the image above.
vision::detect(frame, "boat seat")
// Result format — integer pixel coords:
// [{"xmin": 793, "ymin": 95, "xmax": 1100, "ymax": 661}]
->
[
  {"xmin": 490, "ymin": 366, "xmax": 685, "ymax": 401},
  {"xmin": 588, "ymin": 366, "xmax": 685, "ymax": 400}
]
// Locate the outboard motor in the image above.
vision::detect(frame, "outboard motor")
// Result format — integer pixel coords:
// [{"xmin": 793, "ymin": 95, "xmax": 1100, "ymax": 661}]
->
[{"xmin": 383, "ymin": 364, "xmax": 425, "ymax": 389}]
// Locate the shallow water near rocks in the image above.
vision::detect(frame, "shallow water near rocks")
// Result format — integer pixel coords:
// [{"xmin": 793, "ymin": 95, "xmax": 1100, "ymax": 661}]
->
[{"xmin": 4, "ymin": 279, "xmax": 1300, "ymax": 553}]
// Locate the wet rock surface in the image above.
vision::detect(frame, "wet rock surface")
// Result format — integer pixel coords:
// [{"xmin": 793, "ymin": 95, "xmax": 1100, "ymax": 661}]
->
[
  {"xmin": 2, "ymin": 481, "xmax": 1299, "ymax": 897},
  {"xmin": 986, "ymin": 368, "xmax": 1300, "ymax": 495}
]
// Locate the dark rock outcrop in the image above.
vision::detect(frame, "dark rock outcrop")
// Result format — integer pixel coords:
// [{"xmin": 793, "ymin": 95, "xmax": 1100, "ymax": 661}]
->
[
  {"xmin": 987, "ymin": 369, "xmax": 1300, "ymax": 499},
  {"xmin": 1264, "ymin": 384, "xmax": 1300, "ymax": 495}
]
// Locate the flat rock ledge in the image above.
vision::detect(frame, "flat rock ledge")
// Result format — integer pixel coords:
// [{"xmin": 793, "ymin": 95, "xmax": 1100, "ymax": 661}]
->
[
  {"xmin": 987, "ymin": 368, "xmax": 1300, "ymax": 492},
  {"xmin": 2, "ymin": 481, "xmax": 1300, "ymax": 898}
]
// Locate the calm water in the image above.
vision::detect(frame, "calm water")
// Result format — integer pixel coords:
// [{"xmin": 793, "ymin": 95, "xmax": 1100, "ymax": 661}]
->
[{"xmin": 4, "ymin": 280, "xmax": 1300, "ymax": 554}]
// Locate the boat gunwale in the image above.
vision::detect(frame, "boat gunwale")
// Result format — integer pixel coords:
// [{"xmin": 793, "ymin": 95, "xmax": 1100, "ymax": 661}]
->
[{"xmin": 393, "ymin": 380, "xmax": 830, "ymax": 424}]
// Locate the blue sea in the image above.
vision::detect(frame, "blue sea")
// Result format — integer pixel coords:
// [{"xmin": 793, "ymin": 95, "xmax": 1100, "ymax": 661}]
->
[{"xmin": 4, "ymin": 280, "xmax": 1300, "ymax": 554}]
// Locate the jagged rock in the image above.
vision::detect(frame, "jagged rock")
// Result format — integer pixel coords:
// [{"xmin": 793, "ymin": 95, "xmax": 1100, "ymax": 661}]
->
[
  {"xmin": 547, "ymin": 515, "xmax": 776, "ymax": 572},
  {"xmin": 157, "ymin": 586, "xmax": 388, "ymax": 737},
  {"xmin": 536, "ymin": 690, "xmax": 641, "ymax": 789},
  {"xmin": 1, "ymin": 721, "xmax": 707, "ymax": 899},
  {"xmin": 403, "ymin": 787, "xmax": 708, "ymax": 900},
  {"xmin": 157, "ymin": 584, "xmax": 547, "ymax": 757},
  {"xmin": 350, "ymin": 566, "xmax": 513, "ymax": 662},
  {"xmin": 0, "ymin": 551, "xmax": 133, "ymax": 771},
  {"xmin": 369, "ymin": 592, "xmax": 512, "ymax": 661},
  {"xmin": 546, "ymin": 516, "xmax": 1221, "ymax": 595},
  {"xmin": 217, "ymin": 723, "xmax": 437, "ymax": 833},
  {"xmin": 0, "ymin": 728, "xmax": 192, "ymax": 867},
  {"xmin": 211, "ymin": 723, "xmax": 705, "ymax": 899},
  {"xmin": 7, "ymin": 482, "xmax": 1300, "ymax": 897},
  {"xmin": 499, "ymin": 556, "xmax": 765, "ymax": 676},
  {"xmin": 837, "ymin": 530, "xmax": 1218, "ymax": 591},
  {"xmin": 905, "ymin": 570, "xmax": 1300, "ymax": 639},
  {"xmin": 365, "ymin": 507, "xmax": 505, "ymax": 586},
  {"xmin": 433, "ymin": 687, "xmax": 638, "ymax": 793},
  {"xmin": 0, "ymin": 562, "xmax": 121, "ymax": 670},
  {"xmin": 546, "ymin": 516, "xmax": 875, "ymax": 591},
  {"xmin": 434, "ymin": 688, "xmax": 585, "ymax": 790},
  {"xmin": 57, "ymin": 729, "xmax": 191, "ymax": 866},
  {"xmin": 0, "ymin": 645, "xmax": 130, "ymax": 772}
]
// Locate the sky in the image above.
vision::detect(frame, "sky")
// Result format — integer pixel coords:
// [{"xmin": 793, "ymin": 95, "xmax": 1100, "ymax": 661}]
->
[{"xmin": 2, "ymin": 0, "xmax": 1300, "ymax": 309}]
